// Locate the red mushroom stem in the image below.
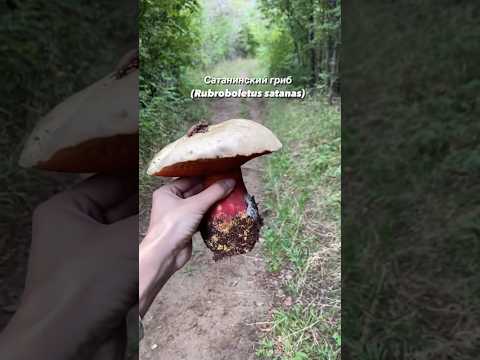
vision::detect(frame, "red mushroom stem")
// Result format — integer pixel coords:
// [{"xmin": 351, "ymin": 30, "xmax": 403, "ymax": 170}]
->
[
  {"xmin": 204, "ymin": 169, "xmax": 247, "ymax": 219},
  {"xmin": 200, "ymin": 168, "xmax": 263, "ymax": 260}
]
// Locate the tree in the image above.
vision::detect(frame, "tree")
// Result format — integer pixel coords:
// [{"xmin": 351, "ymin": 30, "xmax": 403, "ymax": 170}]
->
[
  {"xmin": 259, "ymin": 0, "xmax": 341, "ymax": 92},
  {"xmin": 139, "ymin": 0, "xmax": 201, "ymax": 104}
]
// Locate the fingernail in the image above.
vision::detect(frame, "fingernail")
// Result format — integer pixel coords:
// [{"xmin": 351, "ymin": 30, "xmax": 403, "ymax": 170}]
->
[{"xmin": 221, "ymin": 178, "xmax": 236, "ymax": 191}]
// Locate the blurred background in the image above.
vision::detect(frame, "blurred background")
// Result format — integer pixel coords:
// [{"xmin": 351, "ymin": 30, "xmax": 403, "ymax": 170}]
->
[
  {"xmin": 342, "ymin": 1, "xmax": 480, "ymax": 358},
  {"xmin": 0, "ymin": 0, "xmax": 137, "ymax": 356}
]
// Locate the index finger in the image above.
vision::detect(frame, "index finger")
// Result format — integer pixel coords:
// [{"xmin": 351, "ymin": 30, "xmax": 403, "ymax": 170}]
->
[{"xmin": 161, "ymin": 177, "xmax": 202, "ymax": 197}]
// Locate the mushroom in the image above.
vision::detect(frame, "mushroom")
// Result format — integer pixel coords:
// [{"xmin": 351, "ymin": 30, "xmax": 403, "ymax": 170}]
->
[
  {"xmin": 147, "ymin": 119, "xmax": 282, "ymax": 260},
  {"xmin": 19, "ymin": 49, "xmax": 139, "ymax": 172}
]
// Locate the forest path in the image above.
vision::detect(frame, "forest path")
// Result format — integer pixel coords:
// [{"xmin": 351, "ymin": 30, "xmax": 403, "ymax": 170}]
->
[{"xmin": 139, "ymin": 67, "xmax": 275, "ymax": 360}]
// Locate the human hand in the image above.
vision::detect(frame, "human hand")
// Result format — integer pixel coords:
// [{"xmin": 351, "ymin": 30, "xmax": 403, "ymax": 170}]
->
[
  {"xmin": 0, "ymin": 174, "xmax": 138, "ymax": 360},
  {"xmin": 139, "ymin": 177, "xmax": 235, "ymax": 317}
]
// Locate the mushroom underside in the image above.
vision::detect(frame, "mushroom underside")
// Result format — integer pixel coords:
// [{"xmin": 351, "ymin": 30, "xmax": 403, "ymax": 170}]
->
[
  {"xmin": 35, "ymin": 133, "xmax": 138, "ymax": 172},
  {"xmin": 151, "ymin": 151, "xmax": 270, "ymax": 177}
]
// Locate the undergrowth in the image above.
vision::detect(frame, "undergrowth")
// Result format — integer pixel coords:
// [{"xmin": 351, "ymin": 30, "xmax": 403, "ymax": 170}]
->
[
  {"xmin": 257, "ymin": 96, "xmax": 341, "ymax": 359},
  {"xmin": 139, "ymin": 81, "xmax": 207, "ymax": 195}
]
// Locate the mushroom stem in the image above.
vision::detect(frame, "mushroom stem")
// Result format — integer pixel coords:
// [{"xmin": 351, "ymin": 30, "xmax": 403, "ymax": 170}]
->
[
  {"xmin": 200, "ymin": 168, "xmax": 262, "ymax": 260},
  {"xmin": 203, "ymin": 169, "xmax": 247, "ymax": 218}
]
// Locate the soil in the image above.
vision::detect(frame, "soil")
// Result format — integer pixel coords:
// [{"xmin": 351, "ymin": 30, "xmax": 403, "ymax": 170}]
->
[
  {"xmin": 187, "ymin": 121, "xmax": 209, "ymax": 137},
  {"xmin": 139, "ymin": 88, "xmax": 276, "ymax": 359}
]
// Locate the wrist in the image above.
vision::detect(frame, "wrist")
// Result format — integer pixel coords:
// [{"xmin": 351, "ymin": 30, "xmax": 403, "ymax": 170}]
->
[
  {"xmin": 0, "ymin": 280, "xmax": 94, "ymax": 360},
  {"xmin": 139, "ymin": 227, "xmax": 177, "ymax": 317}
]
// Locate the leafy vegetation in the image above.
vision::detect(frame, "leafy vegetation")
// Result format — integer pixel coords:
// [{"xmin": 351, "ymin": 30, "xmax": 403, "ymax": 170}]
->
[
  {"xmin": 234, "ymin": 24, "xmax": 260, "ymax": 58},
  {"xmin": 139, "ymin": 0, "xmax": 262, "ymax": 172},
  {"xmin": 258, "ymin": 0, "xmax": 341, "ymax": 94},
  {"xmin": 139, "ymin": 0, "xmax": 207, "ymax": 190},
  {"xmin": 140, "ymin": 0, "xmax": 201, "ymax": 103},
  {"xmin": 199, "ymin": 0, "xmax": 259, "ymax": 66}
]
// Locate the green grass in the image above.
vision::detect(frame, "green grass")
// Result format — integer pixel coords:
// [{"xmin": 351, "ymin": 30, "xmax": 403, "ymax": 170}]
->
[
  {"xmin": 257, "ymin": 306, "xmax": 341, "ymax": 360},
  {"xmin": 257, "ymin": 95, "xmax": 341, "ymax": 359},
  {"xmin": 262, "ymin": 97, "xmax": 340, "ymax": 272}
]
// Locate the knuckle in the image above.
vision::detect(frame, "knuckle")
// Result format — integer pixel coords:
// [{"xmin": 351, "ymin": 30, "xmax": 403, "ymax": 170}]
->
[
  {"xmin": 152, "ymin": 188, "xmax": 165, "ymax": 203},
  {"xmin": 32, "ymin": 193, "xmax": 68, "ymax": 220},
  {"xmin": 32, "ymin": 202, "xmax": 49, "ymax": 221},
  {"xmin": 153, "ymin": 187, "xmax": 166, "ymax": 199},
  {"xmin": 32, "ymin": 194, "xmax": 64, "ymax": 222}
]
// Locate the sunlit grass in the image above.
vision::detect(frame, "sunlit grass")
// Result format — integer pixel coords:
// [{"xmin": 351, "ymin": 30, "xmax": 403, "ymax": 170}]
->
[
  {"xmin": 262, "ymin": 96, "xmax": 340, "ymax": 271},
  {"xmin": 256, "ymin": 306, "xmax": 341, "ymax": 360},
  {"xmin": 258, "ymin": 95, "xmax": 341, "ymax": 359}
]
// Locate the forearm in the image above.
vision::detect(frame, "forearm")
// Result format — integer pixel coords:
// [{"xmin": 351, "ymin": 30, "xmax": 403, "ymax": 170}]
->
[
  {"xmin": 139, "ymin": 227, "xmax": 177, "ymax": 318},
  {"xmin": 0, "ymin": 261, "xmax": 126, "ymax": 360},
  {"xmin": 0, "ymin": 318, "xmax": 73, "ymax": 360},
  {"xmin": 0, "ymin": 282, "xmax": 95, "ymax": 360},
  {"xmin": 0, "ymin": 308, "xmax": 123, "ymax": 360}
]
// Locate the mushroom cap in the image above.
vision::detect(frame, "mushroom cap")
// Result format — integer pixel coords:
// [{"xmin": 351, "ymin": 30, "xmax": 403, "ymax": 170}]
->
[
  {"xmin": 147, "ymin": 119, "xmax": 282, "ymax": 177},
  {"xmin": 19, "ymin": 50, "xmax": 138, "ymax": 172}
]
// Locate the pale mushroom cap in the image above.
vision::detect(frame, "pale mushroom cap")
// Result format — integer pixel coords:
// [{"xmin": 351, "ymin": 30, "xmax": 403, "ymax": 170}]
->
[
  {"xmin": 147, "ymin": 119, "xmax": 282, "ymax": 176},
  {"xmin": 19, "ymin": 65, "xmax": 138, "ymax": 168}
]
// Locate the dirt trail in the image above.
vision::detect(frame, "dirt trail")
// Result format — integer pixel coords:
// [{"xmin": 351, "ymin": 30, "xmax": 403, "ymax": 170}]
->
[{"xmin": 140, "ymin": 82, "xmax": 274, "ymax": 360}]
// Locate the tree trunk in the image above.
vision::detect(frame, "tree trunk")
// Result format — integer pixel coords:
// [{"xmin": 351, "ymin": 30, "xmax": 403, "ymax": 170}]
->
[
  {"xmin": 328, "ymin": 39, "xmax": 340, "ymax": 104},
  {"xmin": 309, "ymin": 0, "xmax": 316, "ymax": 87}
]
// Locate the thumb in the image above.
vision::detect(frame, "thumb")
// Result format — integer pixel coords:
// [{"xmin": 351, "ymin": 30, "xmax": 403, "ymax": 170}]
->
[{"xmin": 188, "ymin": 178, "xmax": 236, "ymax": 213}]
